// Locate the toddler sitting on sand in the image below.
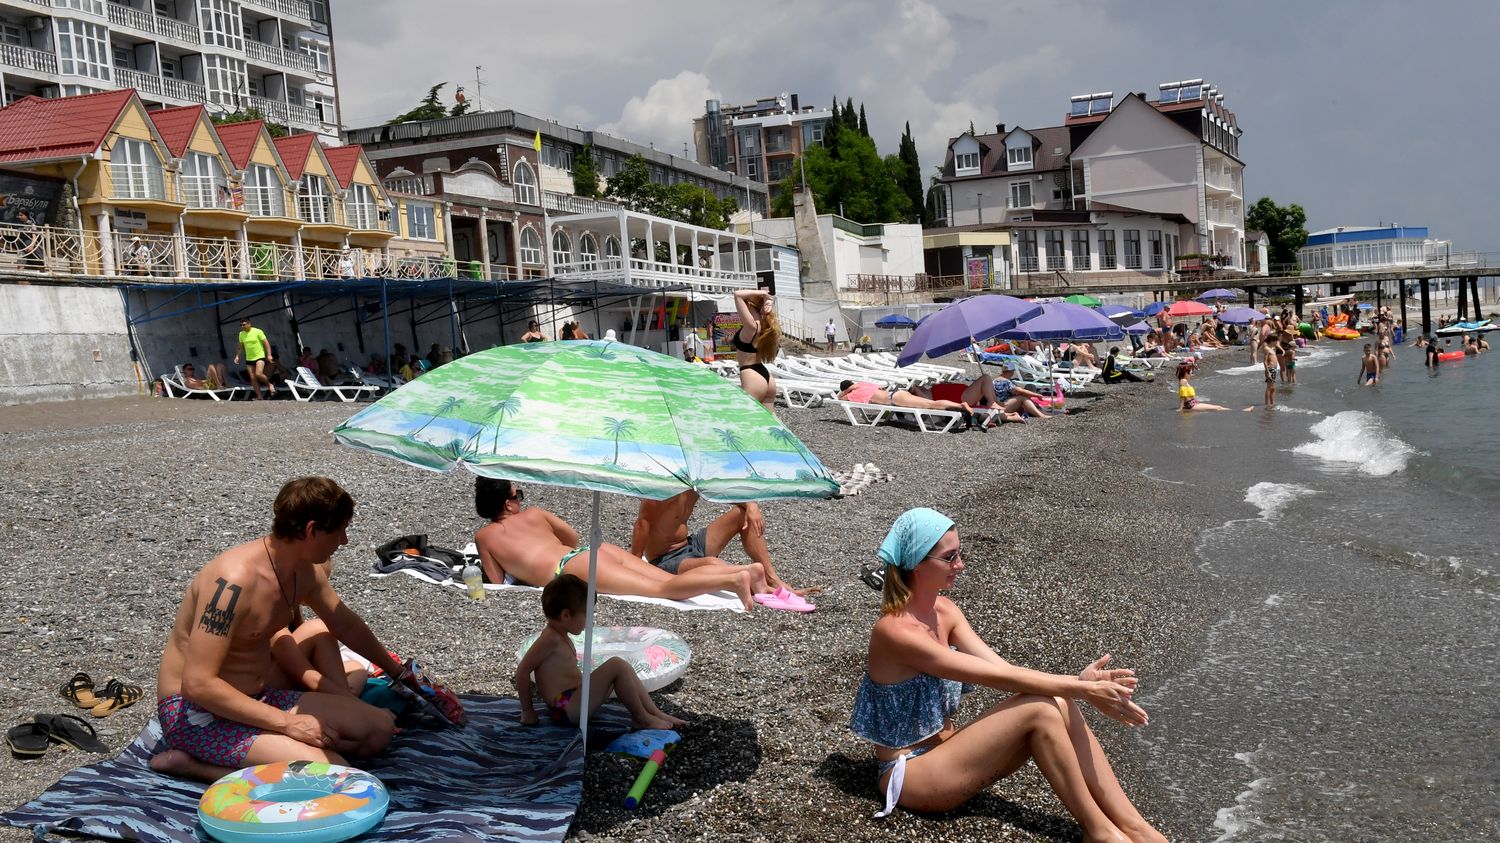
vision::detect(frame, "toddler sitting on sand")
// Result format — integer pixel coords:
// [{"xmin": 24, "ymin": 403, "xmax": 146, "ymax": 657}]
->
[{"xmin": 515, "ymin": 574, "xmax": 687, "ymax": 730}]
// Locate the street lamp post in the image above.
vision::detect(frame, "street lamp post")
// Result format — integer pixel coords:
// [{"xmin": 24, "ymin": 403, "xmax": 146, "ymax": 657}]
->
[{"xmin": 976, "ymin": 193, "xmax": 984, "ymax": 226}]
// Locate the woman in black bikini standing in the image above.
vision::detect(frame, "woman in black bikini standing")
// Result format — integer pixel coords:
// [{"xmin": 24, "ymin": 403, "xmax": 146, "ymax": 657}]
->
[{"xmin": 732, "ymin": 289, "xmax": 779, "ymax": 411}]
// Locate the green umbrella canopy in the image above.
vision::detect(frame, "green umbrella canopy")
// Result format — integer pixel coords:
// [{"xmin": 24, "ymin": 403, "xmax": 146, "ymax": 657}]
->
[
  {"xmin": 332, "ymin": 340, "xmax": 838, "ymax": 502},
  {"xmin": 1065, "ymin": 294, "xmax": 1103, "ymax": 307}
]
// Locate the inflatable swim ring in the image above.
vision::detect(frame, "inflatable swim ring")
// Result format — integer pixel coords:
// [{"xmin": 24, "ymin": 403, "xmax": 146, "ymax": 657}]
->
[
  {"xmin": 516, "ymin": 626, "xmax": 692, "ymax": 692},
  {"xmin": 1321, "ymin": 327, "xmax": 1360, "ymax": 340},
  {"xmin": 199, "ymin": 761, "xmax": 388, "ymax": 843},
  {"xmin": 1437, "ymin": 351, "xmax": 1465, "ymax": 361}
]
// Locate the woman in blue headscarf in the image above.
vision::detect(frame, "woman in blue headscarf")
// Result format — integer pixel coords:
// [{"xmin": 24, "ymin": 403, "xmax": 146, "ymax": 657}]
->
[{"xmin": 849, "ymin": 508, "xmax": 1166, "ymax": 842}]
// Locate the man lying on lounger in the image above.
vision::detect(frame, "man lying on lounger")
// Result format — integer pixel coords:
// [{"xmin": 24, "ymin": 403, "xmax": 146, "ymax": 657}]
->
[
  {"xmin": 905, "ymin": 374, "xmax": 1026, "ymax": 426},
  {"xmin": 152, "ymin": 477, "xmax": 408, "ymax": 782},
  {"xmin": 633, "ymin": 490, "xmax": 819, "ymax": 603},
  {"xmin": 473, "ymin": 477, "xmax": 759, "ymax": 611},
  {"xmin": 837, "ymin": 379, "xmax": 981, "ymax": 431}
]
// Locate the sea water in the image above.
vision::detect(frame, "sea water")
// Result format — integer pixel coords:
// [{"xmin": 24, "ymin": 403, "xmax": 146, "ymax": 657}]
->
[{"xmin": 1131, "ymin": 341, "xmax": 1500, "ymax": 842}]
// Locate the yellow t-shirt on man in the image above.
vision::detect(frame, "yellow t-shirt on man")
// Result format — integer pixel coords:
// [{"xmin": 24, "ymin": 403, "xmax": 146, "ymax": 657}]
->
[{"xmin": 239, "ymin": 327, "xmax": 269, "ymax": 361}]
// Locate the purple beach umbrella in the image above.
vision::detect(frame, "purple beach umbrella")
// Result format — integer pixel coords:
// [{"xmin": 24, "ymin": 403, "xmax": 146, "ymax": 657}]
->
[
  {"xmin": 1195, "ymin": 288, "xmax": 1238, "ymax": 301},
  {"xmin": 1218, "ymin": 307, "xmax": 1269, "ymax": 324},
  {"xmin": 997, "ymin": 302, "xmax": 1125, "ymax": 342},
  {"xmin": 1123, "ymin": 321, "xmax": 1150, "ymax": 335},
  {"xmin": 897, "ymin": 295, "xmax": 1044, "ymax": 366},
  {"xmin": 1142, "ymin": 301, "xmax": 1169, "ymax": 316}
]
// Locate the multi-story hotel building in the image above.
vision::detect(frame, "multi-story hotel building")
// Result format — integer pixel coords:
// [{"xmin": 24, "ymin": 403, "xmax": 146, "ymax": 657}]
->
[
  {"xmin": 0, "ymin": 0, "xmax": 337, "ymax": 139},
  {"xmin": 692, "ymin": 93, "xmax": 831, "ymax": 186}
]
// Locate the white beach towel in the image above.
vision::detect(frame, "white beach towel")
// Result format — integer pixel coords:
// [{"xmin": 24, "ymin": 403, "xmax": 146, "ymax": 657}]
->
[{"xmin": 369, "ymin": 543, "xmax": 746, "ymax": 613}]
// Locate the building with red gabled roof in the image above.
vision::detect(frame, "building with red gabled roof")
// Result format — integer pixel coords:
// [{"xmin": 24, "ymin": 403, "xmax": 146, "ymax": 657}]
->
[{"xmin": 0, "ymin": 89, "xmax": 137, "ymax": 165}]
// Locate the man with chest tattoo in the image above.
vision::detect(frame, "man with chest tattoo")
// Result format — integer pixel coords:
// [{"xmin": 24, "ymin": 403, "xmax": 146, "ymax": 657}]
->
[{"xmin": 151, "ymin": 477, "xmax": 407, "ymax": 782}]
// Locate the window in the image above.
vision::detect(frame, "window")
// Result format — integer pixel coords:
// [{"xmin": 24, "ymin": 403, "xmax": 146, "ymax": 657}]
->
[
  {"xmin": 604, "ymin": 235, "xmax": 621, "ymax": 259},
  {"xmin": 160, "ymin": 57, "xmax": 179, "ymax": 79},
  {"xmin": 1148, "ymin": 230, "xmax": 1163, "ymax": 269},
  {"xmin": 0, "ymin": 22, "xmax": 24, "ymax": 47},
  {"xmin": 203, "ymin": 53, "xmax": 246, "ymax": 107},
  {"xmin": 1099, "ymin": 230, "xmax": 1117, "ymax": 270},
  {"xmin": 297, "ymin": 37, "xmax": 331, "ymax": 72},
  {"xmin": 768, "ymin": 157, "xmax": 792, "ymax": 182},
  {"xmin": 246, "ymin": 76, "xmax": 261, "ymax": 97},
  {"xmin": 110, "ymin": 138, "xmax": 164, "ymax": 199},
  {"xmin": 198, "ymin": 0, "xmax": 242, "ymax": 51},
  {"xmin": 1009, "ymin": 181, "xmax": 1031, "ymax": 209},
  {"xmin": 738, "ymin": 128, "xmax": 758, "ymax": 154},
  {"xmin": 932, "ymin": 186, "xmax": 949, "ymax": 226},
  {"xmin": 954, "ymin": 152, "xmax": 979, "ymax": 171},
  {"xmin": 181, "ymin": 152, "xmax": 227, "ymax": 208},
  {"xmin": 1124, "ymin": 229, "xmax": 1141, "ymax": 269},
  {"xmin": 512, "ymin": 161, "xmax": 537, "ymax": 206},
  {"xmin": 308, "ymin": 92, "xmax": 335, "ymax": 124},
  {"xmin": 405, "ymin": 201, "xmax": 435, "ymax": 238},
  {"xmin": 155, "ymin": 0, "xmax": 180, "ymax": 16},
  {"xmin": 56, "ymin": 0, "xmax": 104, "ymax": 13},
  {"xmin": 244, "ymin": 164, "xmax": 284, "ymax": 216},
  {"xmin": 519, "ymin": 227, "xmax": 542, "ymax": 265},
  {"xmin": 1072, "ymin": 230, "xmax": 1091, "ymax": 270},
  {"xmin": 579, "ymin": 233, "xmax": 598, "ymax": 265},
  {"xmin": 1016, "ymin": 230, "xmax": 1038, "ymax": 273},
  {"xmin": 551, "ymin": 230, "xmax": 571, "ymax": 266},
  {"xmin": 56, "ymin": 19, "xmax": 111, "ymax": 81},
  {"xmin": 297, "ymin": 173, "xmax": 332, "ymax": 223},
  {"xmin": 541, "ymin": 142, "xmax": 573, "ymax": 172},
  {"xmin": 1045, "ymin": 230, "xmax": 1065, "ymax": 271},
  {"xmin": 744, "ymin": 156, "xmax": 758, "ymax": 181},
  {"xmin": 1007, "ymin": 146, "xmax": 1032, "ymax": 168},
  {"xmin": 346, "ymin": 183, "xmax": 379, "ymax": 229},
  {"xmin": 112, "ymin": 46, "xmax": 136, "ymax": 70}
]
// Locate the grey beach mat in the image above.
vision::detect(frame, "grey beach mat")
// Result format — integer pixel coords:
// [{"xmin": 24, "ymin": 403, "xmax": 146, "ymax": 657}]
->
[{"xmin": 1, "ymin": 695, "xmax": 626, "ymax": 842}]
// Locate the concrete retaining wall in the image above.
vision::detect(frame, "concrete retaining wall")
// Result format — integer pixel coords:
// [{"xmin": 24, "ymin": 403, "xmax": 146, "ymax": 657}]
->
[{"xmin": 0, "ymin": 283, "xmax": 141, "ymax": 404}]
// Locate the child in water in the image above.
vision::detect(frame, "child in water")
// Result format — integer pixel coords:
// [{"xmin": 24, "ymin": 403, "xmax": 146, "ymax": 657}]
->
[
  {"xmin": 1262, "ymin": 341, "xmax": 1279, "ymax": 406},
  {"xmin": 515, "ymin": 574, "xmax": 686, "ymax": 730}
]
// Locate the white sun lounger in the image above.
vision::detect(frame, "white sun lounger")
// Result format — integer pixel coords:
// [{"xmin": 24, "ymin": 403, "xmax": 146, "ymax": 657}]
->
[
  {"xmin": 857, "ymin": 352, "xmax": 966, "ymax": 381},
  {"xmin": 813, "ymin": 355, "xmax": 936, "ymax": 387},
  {"xmin": 835, "ymin": 400, "xmax": 996, "ymax": 434},
  {"xmin": 161, "ymin": 367, "xmax": 243, "ymax": 401},
  {"xmin": 286, "ymin": 366, "xmax": 380, "ymax": 402}
]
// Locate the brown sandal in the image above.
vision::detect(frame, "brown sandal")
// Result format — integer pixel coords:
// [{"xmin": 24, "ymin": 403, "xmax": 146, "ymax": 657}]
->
[
  {"xmin": 58, "ymin": 673, "xmax": 98, "ymax": 710},
  {"xmin": 89, "ymin": 679, "xmax": 143, "ymax": 718}
]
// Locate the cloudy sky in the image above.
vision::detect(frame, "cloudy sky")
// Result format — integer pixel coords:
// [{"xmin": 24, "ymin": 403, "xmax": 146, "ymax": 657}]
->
[{"xmin": 332, "ymin": 0, "xmax": 1499, "ymax": 250}]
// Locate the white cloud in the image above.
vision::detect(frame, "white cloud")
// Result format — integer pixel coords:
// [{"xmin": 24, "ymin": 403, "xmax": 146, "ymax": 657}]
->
[{"xmin": 598, "ymin": 71, "xmax": 720, "ymax": 153}]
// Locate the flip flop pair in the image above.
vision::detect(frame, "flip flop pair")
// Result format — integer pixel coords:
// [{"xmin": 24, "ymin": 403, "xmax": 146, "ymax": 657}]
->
[
  {"xmin": 59, "ymin": 673, "xmax": 143, "ymax": 717},
  {"xmin": 7, "ymin": 713, "xmax": 110, "ymax": 758},
  {"xmin": 753, "ymin": 586, "xmax": 815, "ymax": 613}
]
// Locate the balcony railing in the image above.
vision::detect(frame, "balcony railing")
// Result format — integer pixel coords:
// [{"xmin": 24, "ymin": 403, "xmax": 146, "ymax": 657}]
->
[
  {"xmin": 848, "ymin": 273, "xmax": 968, "ymax": 294},
  {"xmin": 244, "ymin": 39, "xmax": 316, "ymax": 73},
  {"xmin": 243, "ymin": 0, "xmax": 312, "ymax": 22},
  {"xmin": 552, "ymin": 255, "xmax": 756, "ymax": 292},
  {"xmin": 1018, "ymin": 256, "xmax": 1039, "ymax": 273},
  {"xmin": 542, "ymin": 191, "xmax": 619, "ymax": 216},
  {"xmin": 1124, "ymin": 253, "xmax": 1142, "ymax": 270},
  {"xmin": 115, "ymin": 68, "xmax": 209, "ymax": 103},
  {"xmin": 105, "ymin": 2, "xmax": 202, "ymax": 43},
  {"xmin": 1045, "ymin": 254, "xmax": 1066, "ymax": 271},
  {"xmin": 1, "ymin": 42, "xmax": 58, "ymax": 75},
  {"xmin": 245, "ymin": 94, "xmax": 317, "ymax": 128}
]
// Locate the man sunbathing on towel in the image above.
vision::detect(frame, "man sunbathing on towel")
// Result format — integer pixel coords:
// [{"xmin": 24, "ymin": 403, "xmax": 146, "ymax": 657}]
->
[
  {"xmin": 473, "ymin": 477, "xmax": 758, "ymax": 611},
  {"xmin": 838, "ymin": 379, "xmax": 979, "ymax": 430},
  {"xmin": 152, "ymin": 477, "xmax": 407, "ymax": 783},
  {"xmin": 633, "ymin": 490, "xmax": 818, "ymax": 606}
]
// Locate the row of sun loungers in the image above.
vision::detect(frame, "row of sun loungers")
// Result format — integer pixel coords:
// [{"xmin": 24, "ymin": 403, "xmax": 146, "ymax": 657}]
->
[{"xmin": 161, "ymin": 366, "xmax": 381, "ymax": 403}]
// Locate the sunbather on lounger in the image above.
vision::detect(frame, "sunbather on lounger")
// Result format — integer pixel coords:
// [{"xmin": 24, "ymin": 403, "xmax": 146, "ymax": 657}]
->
[
  {"xmin": 633, "ymin": 490, "xmax": 815, "ymax": 600},
  {"xmin": 992, "ymin": 366, "xmax": 1051, "ymax": 419},
  {"xmin": 906, "ymin": 375, "xmax": 1025, "ymax": 426},
  {"xmin": 180, "ymin": 362, "xmax": 230, "ymax": 390},
  {"xmin": 152, "ymin": 477, "xmax": 408, "ymax": 783},
  {"xmin": 838, "ymin": 380, "xmax": 979, "ymax": 430},
  {"xmin": 474, "ymin": 478, "xmax": 758, "ymax": 611}
]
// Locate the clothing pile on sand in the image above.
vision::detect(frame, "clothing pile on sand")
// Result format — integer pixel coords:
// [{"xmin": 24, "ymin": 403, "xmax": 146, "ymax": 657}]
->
[{"xmin": 830, "ymin": 463, "xmax": 893, "ymax": 497}]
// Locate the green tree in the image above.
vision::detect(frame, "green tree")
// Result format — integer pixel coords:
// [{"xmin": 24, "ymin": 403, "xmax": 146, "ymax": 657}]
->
[
  {"xmin": 450, "ymin": 99, "xmax": 471, "ymax": 118},
  {"xmin": 1245, "ymin": 197, "xmax": 1309, "ymax": 270},
  {"xmin": 572, "ymin": 144, "xmax": 600, "ymax": 198},
  {"xmin": 210, "ymin": 107, "xmax": 287, "ymax": 138},
  {"xmin": 604, "ymin": 155, "xmax": 736, "ymax": 230},
  {"xmin": 858, "ymin": 104, "xmax": 869, "ymax": 138},
  {"xmin": 825, "ymin": 97, "xmax": 843, "ymax": 158},
  {"xmin": 391, "ymin": 83, "xmax": 450, "ymax": 123},
  {"xmin": 897, "ymin": 122, "xmax": 924, "ymax": 224},
  {"xmin": 770, "ymin": 127, "xmax": 911, "ymax": 224}
]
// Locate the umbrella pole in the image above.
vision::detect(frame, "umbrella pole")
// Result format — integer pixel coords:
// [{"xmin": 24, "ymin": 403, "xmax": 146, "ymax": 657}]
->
[{"xmin": 577, "ymin": 491, "xmax": 603, "ymax": 752}]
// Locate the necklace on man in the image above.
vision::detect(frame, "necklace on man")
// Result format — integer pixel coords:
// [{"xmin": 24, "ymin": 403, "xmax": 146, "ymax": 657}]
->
[{"xmin": 264, "ymin": 536, "xmax": 298, "ymax": 621}]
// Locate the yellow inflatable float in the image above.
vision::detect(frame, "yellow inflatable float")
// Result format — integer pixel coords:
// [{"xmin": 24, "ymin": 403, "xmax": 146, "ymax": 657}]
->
[{"xmin": 1321, "ymin": 314, "xmax": 1361, "ymax": 340}]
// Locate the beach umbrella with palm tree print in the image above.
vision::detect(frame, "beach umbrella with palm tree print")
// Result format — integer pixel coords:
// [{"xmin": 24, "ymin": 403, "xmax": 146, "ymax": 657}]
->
[
  {"xmin": 332, "ymin": 340, "xmax": 837, "ymax": 502},
  {"xmin": 332, "ymin": 339, "xmax": 838, "ymax": 746}
]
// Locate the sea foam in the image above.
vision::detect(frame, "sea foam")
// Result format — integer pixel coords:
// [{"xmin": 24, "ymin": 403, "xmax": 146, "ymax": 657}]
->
[
  {"xmin": 1244, "ymin": 482, "xmax": 1318, "ymax": 520},
  {"xmin": 1291, "ymin": 410, "xmax": 1418, "ymax": 476}
]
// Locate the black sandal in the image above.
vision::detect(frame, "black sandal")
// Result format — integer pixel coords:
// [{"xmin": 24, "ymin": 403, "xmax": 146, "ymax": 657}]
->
[
  {"xmin": 35, "ymin": 713, "xmax": 109, "ymax": 753},
  {"xmin": 6, "ymin": 722, "xmax": 50, "ymax": 758},
  {"xmin": 859, "ymin": 565, "xmax": 886, "ymax": 593},
  {"xmin": 58, "ymin": 672, "xmax": 98, "ymax": 710}
]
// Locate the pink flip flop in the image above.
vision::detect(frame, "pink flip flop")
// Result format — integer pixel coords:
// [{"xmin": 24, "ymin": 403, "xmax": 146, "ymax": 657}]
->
[{"xmin": 753, "ymin": 586, "xmax": 815, "ymax": 613}]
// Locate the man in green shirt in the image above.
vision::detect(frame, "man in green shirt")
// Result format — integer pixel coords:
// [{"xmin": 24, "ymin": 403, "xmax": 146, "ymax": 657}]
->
[{"xmin": 234, "ymin": 318, "xmax": 276, "ymax": 399}]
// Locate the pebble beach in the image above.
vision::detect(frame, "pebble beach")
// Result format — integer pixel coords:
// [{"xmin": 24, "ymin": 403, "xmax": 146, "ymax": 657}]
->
[{"xmin": 0, "ymin": 362, "xmax": 1233, "ymax": 842}]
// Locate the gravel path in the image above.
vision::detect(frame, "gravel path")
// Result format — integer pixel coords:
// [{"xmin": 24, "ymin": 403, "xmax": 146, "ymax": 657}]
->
[{"xmin": 0, "ymin": 360, "xmax": 1231, "ymax": 842}]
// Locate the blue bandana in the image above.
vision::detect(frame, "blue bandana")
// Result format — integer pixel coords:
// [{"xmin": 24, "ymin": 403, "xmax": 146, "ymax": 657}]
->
[{"xmin": 878, "ymin": 508, "xmax": 955, "ymax": 571}]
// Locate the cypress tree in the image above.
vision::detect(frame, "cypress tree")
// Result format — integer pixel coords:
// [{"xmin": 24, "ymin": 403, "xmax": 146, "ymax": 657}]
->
[
  {"xmin": 897, "ymin": 122, "xmax": 924, "ymax": 224},
  {"xmin": 826, "ymin": 97, "xmax": 842, "ymax": 159},
  {"xmin": 858, "ymin": 104, "xmax": 870, "ymax": 138}
]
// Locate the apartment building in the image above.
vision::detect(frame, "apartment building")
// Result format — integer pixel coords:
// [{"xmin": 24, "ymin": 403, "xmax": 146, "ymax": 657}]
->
[
  {"xmin": 928, "ymin": 79, "xmax": 1247, "ymax": 287},
  {"xmin": 0, "ymin": 0, "xmax": 338, "ymax": 140},
  {"xmin": 0, "ymin": 88, "xmax": 443, "ymax": 281},
  {"xmin": 692, "ymin": 93, "xmax": 831, "ymax": 185}
]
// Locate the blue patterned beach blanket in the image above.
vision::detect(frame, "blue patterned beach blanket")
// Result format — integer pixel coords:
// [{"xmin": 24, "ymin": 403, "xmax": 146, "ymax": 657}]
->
[{"xmin": 1, "ymin": 695, "xmax": 626, "ymax": 842}]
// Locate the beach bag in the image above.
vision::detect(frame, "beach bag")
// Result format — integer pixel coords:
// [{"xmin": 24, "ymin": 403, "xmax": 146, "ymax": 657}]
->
[{"xmin": 374, "ymin": 534, "xmax": 467, "ymax": 578}]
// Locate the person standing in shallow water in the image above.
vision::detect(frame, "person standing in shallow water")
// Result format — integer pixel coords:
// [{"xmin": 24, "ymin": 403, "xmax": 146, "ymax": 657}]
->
[
  {"xmin": 1359, "ymin": 344, "xmax": 1381, "ymax": 386},
  {"xmin": 850, "ymin": 508, "xmax": 1166, "ymax": 842}
]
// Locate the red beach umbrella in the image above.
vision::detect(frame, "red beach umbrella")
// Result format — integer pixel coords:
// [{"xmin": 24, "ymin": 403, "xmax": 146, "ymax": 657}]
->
[{"xmin": 1166, "ymin": 300, "xmax": 1214, "ymax": 317}]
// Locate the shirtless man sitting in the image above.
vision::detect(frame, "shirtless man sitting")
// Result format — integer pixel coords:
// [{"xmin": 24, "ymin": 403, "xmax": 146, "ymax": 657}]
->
[
  {"xmin": 633, "ymin": 490, "xmax": 814, "ymax": 599},
  {"xmin": 152, "ymin": 477, "xmax": 406, "ymax": 783},
  {"xmin": 472, "ymin": 477, "xmax": 758, "ymax": 611},
  {"xmin": 180, "ymin": 362, "xmax": 231, "ymax": 390}
]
